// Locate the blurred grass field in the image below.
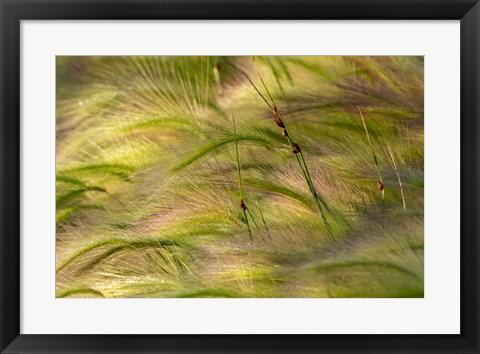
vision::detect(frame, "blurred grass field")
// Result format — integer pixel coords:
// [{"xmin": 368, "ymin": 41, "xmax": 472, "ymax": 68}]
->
[{"xmin": 56, "ymin": 56, "xmax": 424, "ymax": 298}]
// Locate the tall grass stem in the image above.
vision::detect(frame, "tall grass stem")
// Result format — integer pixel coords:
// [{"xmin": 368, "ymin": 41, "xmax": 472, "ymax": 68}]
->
[
  {"xmin": 387, "ymin": 145, "xmax": 406, "ymax": 209},
  {"xmin": 245, "ymin": 59, "xmax": 331, "ymax": 227},
  {"xmin": 232, "ymin": 114, "xmax": 253, "ymax": 240}
]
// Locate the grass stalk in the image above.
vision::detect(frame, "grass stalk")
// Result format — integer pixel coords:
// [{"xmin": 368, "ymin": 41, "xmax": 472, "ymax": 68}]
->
[
  {"xmin": 387, "ymin": 145, "xmax": 406, "ymax": 209},
  {"xmin": 232, "ymin": 114, "xmax": 253, "ymax": 240},
  {"xmin": 357, "ymin": 106, "xmax": 385, "ymax": 229},
  {"xmin": 246, "ymin": 208, "xmax": 259, "ymax": 230},
  {"xmin": 357, "ymin": 106, "xmax": 383, "ymax": 184},
  {"xmin": 256, "ymin": 199, "xmax": 271, "ymax": 240}
]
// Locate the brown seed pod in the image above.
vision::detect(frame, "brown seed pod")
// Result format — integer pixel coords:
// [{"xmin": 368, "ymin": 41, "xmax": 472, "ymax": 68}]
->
[
  {"xmin": 292, "ymin": 143, "xmax": 301, "ymax": 154},
  {"xmin": 282, "ymin": 129, "xmax": 288, "ymax": 137},
  {"xmin": 274, "ymin": 115, "xmax": 285, "ymax": 128},
  {"xmin": 377, "ymin": 180, "xmax": 385, "ymax": 191},
  {"xmin": 240, "ymin": 199, "xmax": 246, "ymax": 211},
  {"xmin": 272, "ymin": 106, "xmax": 285, "ymax": 128}
]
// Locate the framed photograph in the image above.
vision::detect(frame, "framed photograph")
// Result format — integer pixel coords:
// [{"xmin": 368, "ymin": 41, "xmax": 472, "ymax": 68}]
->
[{"xmin": 1, "ymin": 0, "xmax": 478, "ymax": 353}]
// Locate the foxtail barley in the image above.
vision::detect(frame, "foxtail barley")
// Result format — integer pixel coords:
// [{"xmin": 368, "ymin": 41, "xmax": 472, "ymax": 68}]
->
[
  {"xmin": 242, "ymin": 57, "xmax": 331, "ymax": 227},
  {"xmin": 387, "ymin": 145, "xmax": 406, "ymax": 209},
  {"xmin": 357, "ymin": 106, "xmax": 384, "ymax": 203},
  {"xmin": 357, "ymin": 106, "xmax": 386, "ymax": 232},
  {"xmin": 232, "ymin": 114, "xmax": 254, "ymax": 240}
]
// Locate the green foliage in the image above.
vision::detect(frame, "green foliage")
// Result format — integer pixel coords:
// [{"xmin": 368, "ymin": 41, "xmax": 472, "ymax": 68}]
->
[
  {"xmin": 173, "ymin": 134, "xmax": 272, "ymax": 172},
  {"xmin": 57, "ymin": 287, "xmax": 105, "ymax": 298}
]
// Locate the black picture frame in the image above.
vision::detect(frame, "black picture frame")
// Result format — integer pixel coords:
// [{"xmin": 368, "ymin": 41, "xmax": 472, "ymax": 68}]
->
[{"xmin": 1, "ymin": 0, "xmax": 479, "ymax": 353}]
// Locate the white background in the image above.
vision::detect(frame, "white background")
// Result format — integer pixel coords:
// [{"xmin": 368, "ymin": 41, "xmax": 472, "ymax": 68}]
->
[{"xmin": 21, "ymin": 21, "xmax": 460, "ymax": 334}]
